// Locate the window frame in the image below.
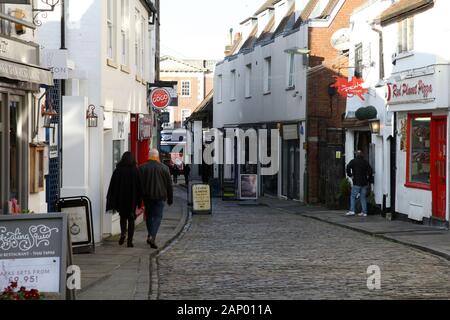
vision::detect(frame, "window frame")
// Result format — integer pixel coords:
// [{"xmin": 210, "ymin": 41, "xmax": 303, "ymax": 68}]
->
[
  {"xmin": 120, "ymin": 0, "xmax": 129, "ymax": 66},
  {"xmin": 180, "ymin": 80, "xmax": 191, "ymax": 97},
  {"xmin": 217, "ymin": 75, "xmax": 223, "ymax": 103},
  {"xmin": 287, "ymin": 53, "xmax": 295, "ymax": 88},
  {"xmin": 134, "ymin": 8, "xmax": 141, "ymax": 74},
  {"xmin": 398, "ymin": 17, "xmax": 414, "ymax": 54},
  {"xmin": 354, "ymin": 43, "xmax": 363, "ymax": 78},
  {"xmin": 264, "ymin": 57, "xmax": 272, "ymax": 94},
  {"xmin": 230, "ymin": 69, "xmax": 236, "ymax": 100},
  {"xmin": 245, "ymin": 63, "xmax": 252, "ymax": 98},
  {"xmin": 405, "ymin": 113, "xmax": 432, "ymax": 190},
  {"xmin": 107, "ymin": 0, "xmax": 116, "ymax": 60}
]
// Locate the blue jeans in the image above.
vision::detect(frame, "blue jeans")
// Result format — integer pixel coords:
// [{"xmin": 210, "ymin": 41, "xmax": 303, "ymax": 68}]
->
[
  {"xmin": 350, "ymin": 185, "xmax": 368, "ymax": 214},
  {"xmin": 144, "ymin": 200, "xmax": 165, "ymax": 239}
]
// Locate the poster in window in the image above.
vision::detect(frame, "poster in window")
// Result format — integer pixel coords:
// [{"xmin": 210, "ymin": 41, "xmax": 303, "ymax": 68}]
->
[{"xmin": 240, "ymin": 174, "xmax": 258, "ymax": 200}]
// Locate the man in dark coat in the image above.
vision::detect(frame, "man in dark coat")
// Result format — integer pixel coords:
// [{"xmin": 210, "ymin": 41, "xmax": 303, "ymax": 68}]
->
[
  {"xmin": 106, "ymin": 152, "xmax": 141, "ymax": 247},
  {"xmin": 139, "ymin": 149, "xmax": 173, "ymax": 249},
  {"xmin": 346, "ymin": 150, "xmax": 373, "ymax": 217}
]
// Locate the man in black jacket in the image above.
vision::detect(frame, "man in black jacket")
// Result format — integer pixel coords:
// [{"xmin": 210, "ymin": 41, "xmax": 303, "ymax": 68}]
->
[
  {"xmin": 346, "ymin": 150, "xmax": 373, "ymax": 217},
  {"xmin": 139, "ymin": 149, "xmax": 173, "ymax": 249}
]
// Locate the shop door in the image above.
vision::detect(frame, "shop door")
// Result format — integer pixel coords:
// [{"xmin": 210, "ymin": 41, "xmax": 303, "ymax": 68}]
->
[
  {"xmin": 283, "ymin": 140, "xmax": 300, "ymax": 200},
  {"xmin": 431, "ymin": 118, "xmax": 447, "ymax": 220}
]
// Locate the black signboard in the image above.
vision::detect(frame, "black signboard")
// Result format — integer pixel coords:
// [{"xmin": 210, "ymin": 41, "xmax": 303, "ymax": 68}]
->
[
  {"xmin": 0, "ymin": 214, "xmax": 69, "ymax": 300},
  {"xmin": 56, "ymin": 197, "xmax": 95, "ymax": 254}
]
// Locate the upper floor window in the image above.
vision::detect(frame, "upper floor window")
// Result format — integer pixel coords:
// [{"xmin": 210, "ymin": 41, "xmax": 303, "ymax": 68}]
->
[
  {"xmin": 398, "ymin": 17, "xmax": 414, "ymax": 54},
  {"xmin": 287, "ymin": 53, "xmax": 295, "ymax": 88},
  {"xmin": 181, "ymin": 81, "xmax": 191, "ymax": 97},
  {"xmin": 181, "ymin": 109, "xmax": 192, "ymax": 126},
  {"xmin": 264, "ymin": 57, "xmax": 272, "ymax": 93},
  {"xmin": 121, "ymin": 0, "xmax": 129, "ymax": 66},
  {"xmin": 135, "ymin": 8, "xmax": 141, "ymax": 73},
  {"xmin": 245, "ymin": 64, "xmax": 252, "ymax": 98},
  {"xmin": 354, "ymin": 43, "xmax": 363, "ymax": 78},
  {"xmin": 141, "ymin": 15, "xmax": 145, "ymax": 75},
  {"xmin": 230, "ymin": 70, "xmax": 236, "ymax": 100},
  {"xmin": 107, "ymin": 0, "xmax": 116, "ymax": 60}
]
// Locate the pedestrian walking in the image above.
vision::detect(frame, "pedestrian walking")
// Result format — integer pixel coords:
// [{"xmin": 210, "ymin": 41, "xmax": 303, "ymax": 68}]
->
[
  {"xmin": 346, "ymin": 150, "xmax": 373, "ymax": 217},
  {"xmin": 172, "ymin": 162, "xmax": 180, "ymax": 184},
  {"xmin": 184, "ymin": 164, "xmax": 191, "ymax": 186},
  {"xmin": 139, "ymin": 149, "xmax": 174, "ymax": 249},
  {"xmin": 106, "ymin": 152, "xmax": 141, "ymax": 248}
]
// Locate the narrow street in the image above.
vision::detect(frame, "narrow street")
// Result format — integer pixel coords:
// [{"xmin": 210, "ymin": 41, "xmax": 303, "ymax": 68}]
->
[{"xmin": 154, "ymin": 196, "xmax": 450, "ymax": 300}]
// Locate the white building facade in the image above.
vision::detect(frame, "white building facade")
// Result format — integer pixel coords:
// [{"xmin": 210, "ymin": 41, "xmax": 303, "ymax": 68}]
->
[
  {"xmin": 213, "ymin": 0, "xmax": 309, "ymax": 201},
  {"xmin": 37, "ymin": 0, "xmax": 158, "ymax": 241}
]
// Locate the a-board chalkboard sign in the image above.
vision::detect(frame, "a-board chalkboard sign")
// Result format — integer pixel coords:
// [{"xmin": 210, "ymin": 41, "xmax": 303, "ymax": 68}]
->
[
  {"xmin": 56, "ymin": 197, "xmax": 95, "ymax": 254},
  {"xmin": 0, "ymin": 214, "xmax": 69, "ymax": 300},
  {"xmin": 191, "ymin": 183, "xmax": 212, "ymax": 215}
]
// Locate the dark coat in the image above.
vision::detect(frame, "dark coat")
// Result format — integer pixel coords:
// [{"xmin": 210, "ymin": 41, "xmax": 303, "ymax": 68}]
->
[
  {"xmin": 138, "ymin": 160, "xmax": 173, "ymax": 204},
  {"xmin": 106, "ymin": 165, "xmax": 141, "ymax": 217},
  {"xmin": 346, "ymin": 156, "xmax": 373, "ymax": 187}
]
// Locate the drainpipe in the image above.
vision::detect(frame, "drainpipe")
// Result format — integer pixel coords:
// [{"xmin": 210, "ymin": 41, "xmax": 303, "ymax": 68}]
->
[
  {"xmin": 60, "ymin": 0, "xmax": 66, "ymax": 188},
  {"xmin": 371, "ymin": 23, "xmax": 384, "ymax": 80}
]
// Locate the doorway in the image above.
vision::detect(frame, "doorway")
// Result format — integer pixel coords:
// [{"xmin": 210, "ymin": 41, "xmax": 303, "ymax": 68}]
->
[
  {"xmin": 282, "ymin": 139, "xmax": 300, "ymax": 200},
  {"xmin": 431, "ymin": 117, "xmax": 447, "ymax": 220}
]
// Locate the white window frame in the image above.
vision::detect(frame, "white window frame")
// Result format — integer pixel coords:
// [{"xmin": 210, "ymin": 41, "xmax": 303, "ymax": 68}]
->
[
  {"xmin": 180, "ymin": 80, "xmax": 191, "ymax": 97},
  {"xmin": 287, "ymin": 53, "xmax": 295, "ymax": 88},
  {"xmin": 264, "ymin": 57, "xmax": 272, "ymax": 94},
  {"xmin": 181, "ymin": 109, "xmax": 191, "ymax": 126},
  {"xmin": 135, "ymin": 8, "xmax": 141, "ymax": 74},
  {"xmin": 245, "ymin": 64, "xmax": 252, "ymax": 98},
  {"xmin": 398, "ymin": 17, "xmax": 414, "ymax": 54},
  {"xmin": 141, "ymin": 15, "xmax": 146, "ymax": 76},
  {"xmin": 120, "ymin": 0, "xmax": 129, "ymax": 66},
  {"xmin": 230, "ymin": 69, "xmax": 236, "ymax": 100},
  {"xmin": 107, "ymin": 0, "xmax": 116, "ymax": 60}
]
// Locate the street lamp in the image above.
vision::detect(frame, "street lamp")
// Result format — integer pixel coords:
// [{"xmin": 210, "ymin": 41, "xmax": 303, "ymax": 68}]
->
[
  {"xmin": 369, "ymin": 119, "xmax": 381, "ymax": 135},
  {"xmin": 86, "ymin": 104, "xmax": 98, "ymax": 128}
]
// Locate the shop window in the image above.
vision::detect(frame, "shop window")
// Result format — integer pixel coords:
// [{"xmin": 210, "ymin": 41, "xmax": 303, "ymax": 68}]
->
[{"xmin": 406, "ymin": 115, "xmax": 431, "ymax": 189}]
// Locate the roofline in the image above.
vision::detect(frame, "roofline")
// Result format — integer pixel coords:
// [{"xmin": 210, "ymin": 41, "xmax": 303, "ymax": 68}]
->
[{"xmin": 240, "ymin": 16, "xmax": 258, "ymax": 25}]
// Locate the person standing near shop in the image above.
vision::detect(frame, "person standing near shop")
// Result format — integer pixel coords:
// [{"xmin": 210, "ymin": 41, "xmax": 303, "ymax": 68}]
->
[
  {"xmin": 139, "ymin": 149, "xmax": 173, "ymax": 249},
  {"xmin": 346, "ymin": 150, "xmax": 373, "ymax": 217},
  {"xmin": 106, "ymin": 152, "xmax": 141, "ymax": 248},
  {"xmin": 184, "ymin": 164, "xmax": 191, "ymax": 186}
]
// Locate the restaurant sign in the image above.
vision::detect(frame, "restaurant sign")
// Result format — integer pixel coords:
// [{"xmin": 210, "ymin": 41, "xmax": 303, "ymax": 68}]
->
[
  {"xmin": 387, "ymin": 75, "xmax": 435, "ymax": 105},
  {"xmin": 331, "ymin": 76, "xmax": 368, "ymax": 101}
]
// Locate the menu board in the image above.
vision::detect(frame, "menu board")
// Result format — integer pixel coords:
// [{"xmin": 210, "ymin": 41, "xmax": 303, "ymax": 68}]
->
[
  {"xmin": 0, "ymin": 214, "xmax": 68, "ymax": 299},
  {"xmin": 192, "ymin": 184, "xmax": 212, "ymax": 214}
]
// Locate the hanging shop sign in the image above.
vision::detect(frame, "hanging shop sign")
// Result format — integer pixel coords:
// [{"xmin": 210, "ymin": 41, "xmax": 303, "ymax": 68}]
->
[
  {"xmin": 191, "ymin": 183, "xmax": 212, "ymax": 214},
  {"xmin": 0, "ymin": 214, "xmax": 69, "ymax": 299},
  {"xmin": 239, "ymin": 174, "xmax": 258, "ymax": 200},
  {"xmin": 150, "ymin": 87, "xmax": 171, "ymax": 110},
  {"xmin": 41, "ymin": 49, "xmax": 69, "ymax": 80},
  {"xmin": 138, "ymin": 114, "xmax": 152, "ymax": 140},
  {"xmin": 331, "ymin": 76, "xmax": 368, "ymax": 101},
  {"xmin": 282, "ymin": 124, "xmax": 299, "ymax": 140},
  {"xmin": 386, "ymin": 75, "xmax": 435, "ymax": 105}
]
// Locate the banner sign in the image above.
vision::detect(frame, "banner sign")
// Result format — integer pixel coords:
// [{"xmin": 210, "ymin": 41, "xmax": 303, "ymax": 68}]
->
[
  {"xmin": 386, "ymin": 75, "xmax": 435, "ymax": 105},
  {"xmin": 138, "ymin": 114, "xmax": 152, "ymax": 140},
  {"xmin": 0, "ymin": 214, "xmax": 68, "ymax": 299},
  {"xmin": 331, "ymin": 76, "xmax": 368, "ymax": 101}
]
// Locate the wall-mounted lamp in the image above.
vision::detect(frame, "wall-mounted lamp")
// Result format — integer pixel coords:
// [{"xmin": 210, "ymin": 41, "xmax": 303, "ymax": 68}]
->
[
  {"xmin": 41, "ymin": 104, "xmax": 58, "ymax": 129},
  {"xmin": 369, "ymin": 119, "xmax": 381, "ymax": 135},
  {"xmin": 86, "ymin": 104, "xmax": 98, "ymax": 128}
]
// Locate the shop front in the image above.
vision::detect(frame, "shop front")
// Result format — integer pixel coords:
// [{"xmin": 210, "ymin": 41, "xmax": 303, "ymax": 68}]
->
[
  {"xmin": 388, "ymin": 65, "xmax": 449, "ymax": 225},
  {"xmin": 130, "ymin": 113, "xmax": 152, "ymax": 166},
  {"xmin": 0, "ymin": 36, "xmax": 53, "ymax": 215}
]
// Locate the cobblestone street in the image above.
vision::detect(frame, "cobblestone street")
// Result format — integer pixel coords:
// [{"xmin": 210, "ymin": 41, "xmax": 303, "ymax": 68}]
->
[{"xmin": 155, "ymin": 198, "xmax": 450, "ymax": 300}]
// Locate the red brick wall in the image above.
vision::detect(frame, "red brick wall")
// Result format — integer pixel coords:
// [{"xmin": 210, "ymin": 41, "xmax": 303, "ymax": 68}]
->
[{"xmin": 306, "ymin": 0, "xmax": 365, "ymax": 203}]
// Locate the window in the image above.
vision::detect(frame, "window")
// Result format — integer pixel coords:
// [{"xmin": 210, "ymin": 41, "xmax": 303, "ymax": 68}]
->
[
  {"xmin": 287, "ymin": 53, "xmax": 295, "ymax": 88},
  {"xmin": 181, "ymin": 81, "xmax": 191, "ymax": 97},
  {"xmin": 354, "ymin": 43, "xmax": 363, "ymax": 78},
  {"xmin": 141, "ymin": 16, "xmax": 145, "ymax": 75},
  {"xmin": 217, "ymin": 75, "xmax": 222, "ymax": 102},
  {"xmin": 181, "ymin": 109, "xmax": 191, "ymax": 126},
  {"xmin": 120, "ymin": 0, "xmax": 129, "ymax": 65},
  {"xmin": 407, "ymin": 115, "xmax": 431, "ymax": 188},
  {"xmin": 107, "ymin": 0, "xmax": 116, "ymax": 60},
  {"xmin": 230, "ymin": 70, "xmax": 236, "ymax": 100},
  {"xmin": 264, "ymin": 57, "xmax": 272, "ymax": 93},
  {"xmin": 398, "ymin": 17, "xmax": 414, "ymax": 54},
  {"xmin": 135, "ymin": 9, "xmax": 141, "ymax": 73},
  {"xmin": 245, "ymin": 64, "xmax": 252, "ymax": 98}
]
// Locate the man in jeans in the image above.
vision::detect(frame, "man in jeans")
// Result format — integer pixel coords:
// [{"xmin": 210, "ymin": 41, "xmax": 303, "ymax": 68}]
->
[
  {"xmin": 346, "ymin": 150, "xmax": 373, "ymax": 217},
  {"xmin": 139, "ymin": 149, "xmax": 173, "ymax": 249}
]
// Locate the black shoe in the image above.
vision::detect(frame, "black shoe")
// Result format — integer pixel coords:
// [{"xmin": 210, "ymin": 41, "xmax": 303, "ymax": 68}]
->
[
  {"xmin": 119, "ymin": 235, "xmax": 126, "ymax": 246},
  {"xmin": 127, "ymin": 241, "xmax": 134, "ymax": 248},
  {"xmin": 147, "ymin": 237, "xmax": 158, "ymax": 249}
]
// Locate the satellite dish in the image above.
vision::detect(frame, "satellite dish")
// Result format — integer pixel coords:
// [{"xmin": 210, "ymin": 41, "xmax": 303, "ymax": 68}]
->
[{"xmin": 331, "ymin": 28, "xmax": 350, "ymax": 52}]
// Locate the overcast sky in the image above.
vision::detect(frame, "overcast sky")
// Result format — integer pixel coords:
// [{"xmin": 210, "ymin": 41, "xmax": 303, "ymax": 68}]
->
[{"xmin": 160, "ymin": 0, "xmax": 263, "ymax": 61}]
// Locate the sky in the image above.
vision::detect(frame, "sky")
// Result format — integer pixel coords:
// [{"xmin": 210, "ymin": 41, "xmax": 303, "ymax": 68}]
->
[{"xmin": 160, "ymin": 0, "xmax": 264, "ymax": 61}]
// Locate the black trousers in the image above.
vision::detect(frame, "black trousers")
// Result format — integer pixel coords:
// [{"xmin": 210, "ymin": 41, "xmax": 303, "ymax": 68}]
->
[{"xmin": 120, "ymin": 214, "xmax": 135, "ymax": 241}]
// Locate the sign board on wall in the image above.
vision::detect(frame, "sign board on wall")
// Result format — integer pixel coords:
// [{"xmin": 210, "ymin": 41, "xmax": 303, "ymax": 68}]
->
[
  {"xmin": 138, "ymin": 114, "xmax": 152, "ymax": 140},
  {"xmin": 386, "ymin": 74, "xmax": 435, "ymax": 105},
  {"xmin": 113, "ymin": 113, "xmax": 127, "ymax": 140},
  {"xmin": 41, "ymin": 49, "xmax": 69, "ymax": 80},
  {"xmin": 148, "ymin": 86, "xmax": 178, "ymax": 108},
  {"xmin": 283, "ymin": 124, "xmax": 299, "ymax": 140},
  {"xmin": 0, "ymin": 214, "xmax": 69, "ymax": 299}
]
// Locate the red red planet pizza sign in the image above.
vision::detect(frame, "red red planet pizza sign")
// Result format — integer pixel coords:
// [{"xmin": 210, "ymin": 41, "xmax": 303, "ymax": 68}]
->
[{"xmin": 150, "ymin": 88, "xmax": 171, "ymax": 110}]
